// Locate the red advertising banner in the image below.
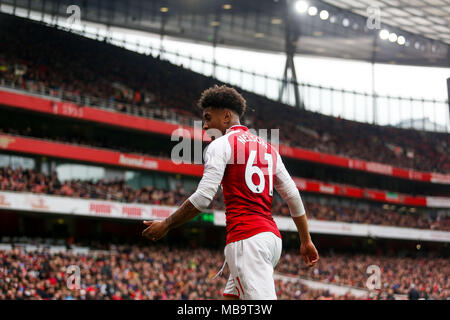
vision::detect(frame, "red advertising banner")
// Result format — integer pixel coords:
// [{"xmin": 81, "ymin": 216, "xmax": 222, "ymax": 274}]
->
[
  {"xmin": 0, "ymin": 134, "xmax": 204, "ymax": 176},
  {"xmin": 0, "ymin": 89, "xmax": 206, "ymax": 140},
  {"xmin": 0, "ymin": 89, "xmax": 449, "ymax": 184},
  {"xmin": 292, "ymin": 177, "xmax": 429, "ymax": 207}
]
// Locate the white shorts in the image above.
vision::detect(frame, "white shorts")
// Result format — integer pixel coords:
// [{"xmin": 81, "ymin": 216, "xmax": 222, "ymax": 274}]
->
[{"xmin": 222, "ymin": 231, "xmax": 282, "ymax": 300}]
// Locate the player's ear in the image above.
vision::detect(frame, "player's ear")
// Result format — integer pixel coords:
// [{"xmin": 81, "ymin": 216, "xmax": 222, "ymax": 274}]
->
[{"xmin": 223, "ymin": 109, "xmax": 232, "ymax": 124}]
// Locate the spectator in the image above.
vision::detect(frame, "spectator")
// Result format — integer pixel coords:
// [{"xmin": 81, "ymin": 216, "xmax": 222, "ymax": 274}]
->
[{"xmin": 408, "ymin": 284, "xmax": 420, "ymax": 300}]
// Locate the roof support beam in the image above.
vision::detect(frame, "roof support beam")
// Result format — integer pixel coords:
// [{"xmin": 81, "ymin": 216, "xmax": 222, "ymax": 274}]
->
[{"xmin": 279, "ymin": 0, "xmax": 304, "ymax": 109}]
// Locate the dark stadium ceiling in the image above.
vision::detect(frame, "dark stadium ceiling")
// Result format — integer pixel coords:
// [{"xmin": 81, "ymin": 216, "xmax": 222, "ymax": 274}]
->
[
  {"xmin": 3, "ymin": 0, "xmax": 449, "ymax": 67},
  {"xmin": 322, "ymin": 0, "xmax": 450, "ymax": 45}
]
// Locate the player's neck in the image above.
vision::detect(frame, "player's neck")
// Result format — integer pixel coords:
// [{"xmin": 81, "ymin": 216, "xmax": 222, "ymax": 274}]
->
[{"xmin": 228, "ymin": 120, "xmax": 241, "ymax": 129}]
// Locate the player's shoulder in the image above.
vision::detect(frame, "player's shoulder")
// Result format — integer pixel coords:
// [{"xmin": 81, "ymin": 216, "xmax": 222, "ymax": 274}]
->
[
  {"xmin": 204, "ymin": 131, "xmax": 236, "ymax": 158},
  {"xmin": 208, "ymin": 130, "xmax": 238, "ymax": 149}
]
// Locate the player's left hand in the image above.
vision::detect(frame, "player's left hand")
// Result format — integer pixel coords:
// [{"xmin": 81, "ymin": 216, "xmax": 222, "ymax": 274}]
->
[
  {"xmin": 142, "ymin": 220, "xmax": 169, "ymax": 241},
  {"xmin": 300, "ymin": 240, "xmax": 319, "ymax": 267}
]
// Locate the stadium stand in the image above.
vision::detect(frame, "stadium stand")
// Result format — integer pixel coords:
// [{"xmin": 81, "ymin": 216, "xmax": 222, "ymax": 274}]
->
[
  {"xmin": 0, "ymin": 12, "xmax": 448, "ymax": 302},
  {"xmin": 0, "ymin": 14, "xmax": 448, "ymax": 173},
  {"xmin": 1, "ymin": 166, "xmax": 448, "ymax": 231},
  {"xmin": 277, "ymin": 251, "xmax": 449, "ymax": 300},
  {"xmin": 0, "ymin": 242, "xmax": 446, "ymax": 300}
]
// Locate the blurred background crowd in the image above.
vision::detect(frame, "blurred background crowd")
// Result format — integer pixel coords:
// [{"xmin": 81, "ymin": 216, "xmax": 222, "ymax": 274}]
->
[
  {"xmin": 1, "ymin": 166, "xmax": 448, "ymax": 231},
  {"xmin": 1, "ymin": 243, "xmax": 446, "ymax": 300}
]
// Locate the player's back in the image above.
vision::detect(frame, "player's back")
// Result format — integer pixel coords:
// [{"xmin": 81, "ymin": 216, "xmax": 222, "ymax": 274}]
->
[{"xmin": 220, "ymin": 125, "xmax": 281, "ymax": 244}]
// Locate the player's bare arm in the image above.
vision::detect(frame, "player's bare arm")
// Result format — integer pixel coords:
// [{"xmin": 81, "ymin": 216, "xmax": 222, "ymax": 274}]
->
[
  {"xmin": 142, "ymin": 199, "xmax": 200, "ymax": 241},
  {"xmin": 142, "ymin": 106, "xmax": 230, "ymax": 242},
  {"xmin": 274, "ymin": 151, "xmax": 319, "ymax": 267},
  {"xmin": 292, "ymin": 214, "xmax": 319, "ymax": 267}
]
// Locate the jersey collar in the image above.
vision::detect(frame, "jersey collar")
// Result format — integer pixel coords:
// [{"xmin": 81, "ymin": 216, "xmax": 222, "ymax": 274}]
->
[{"xmin": 226, "ymin": 125, "xmax": 248, "ymax": 133}]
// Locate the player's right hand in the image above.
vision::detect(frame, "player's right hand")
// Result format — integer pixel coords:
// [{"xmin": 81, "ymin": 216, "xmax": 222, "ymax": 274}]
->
[
  {"xmin": 300, "ymin": 241, "xmax": 319, "ymax": 267},
  {"xmin": 142, "ymin": 220, "xmax": 169, "ymax": 242}
]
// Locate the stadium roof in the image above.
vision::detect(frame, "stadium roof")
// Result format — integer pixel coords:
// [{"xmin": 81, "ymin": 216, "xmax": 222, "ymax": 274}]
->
[
  {"xmin": 323, "ymin": 0, "xmax": 450, "ymax": 45},
  {"xmin": 4, "ymin": 0, "xmax": 450, "ymax": 67}
]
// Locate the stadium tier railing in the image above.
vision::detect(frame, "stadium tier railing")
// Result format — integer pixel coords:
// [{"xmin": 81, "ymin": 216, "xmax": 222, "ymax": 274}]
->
[{"xmin": 0, "ymin": 79, "xmax": 197, "ymax": 127}]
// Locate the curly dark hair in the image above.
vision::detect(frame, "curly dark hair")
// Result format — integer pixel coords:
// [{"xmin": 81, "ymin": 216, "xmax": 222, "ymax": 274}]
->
[{"xmin": 197, "ymin": 85, "xmax": 247, "ymax": 118}]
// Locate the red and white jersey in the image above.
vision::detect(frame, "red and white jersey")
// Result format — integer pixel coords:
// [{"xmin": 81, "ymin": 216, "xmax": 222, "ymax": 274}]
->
[
  {"xmin": 189, "ymin": 125, "xmax": 304, "ymax": 245},
  {"xmin": 221, "ymin": 125, "xmax": 280, "ymax": 244}
]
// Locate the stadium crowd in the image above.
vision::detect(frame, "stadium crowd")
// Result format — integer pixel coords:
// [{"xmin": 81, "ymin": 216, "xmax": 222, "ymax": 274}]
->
[
  {"xmin": 1, "ymin": 166, "xmax": 448, "ymax": 231},
  {"xmin": 0, "ymin": 243, "xmax": 446, "ymax": 300},
  {"xmin": 0, "ymin": 12, "xmax": 447, "ymax": 304},
  {"xmin": 1, "ymin": 120, "xmax": 449, "ymax": 199},
  {"xmin": 271, "ymin": 199, "xmax": 448, "ymax": 231},
  {"xmin": 0, "ymin": 14, "xmax": 448, "ymax": 173},
  {"xmin": 277, "ymin": 251, "xmax": 449, "ymax": 300}
]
